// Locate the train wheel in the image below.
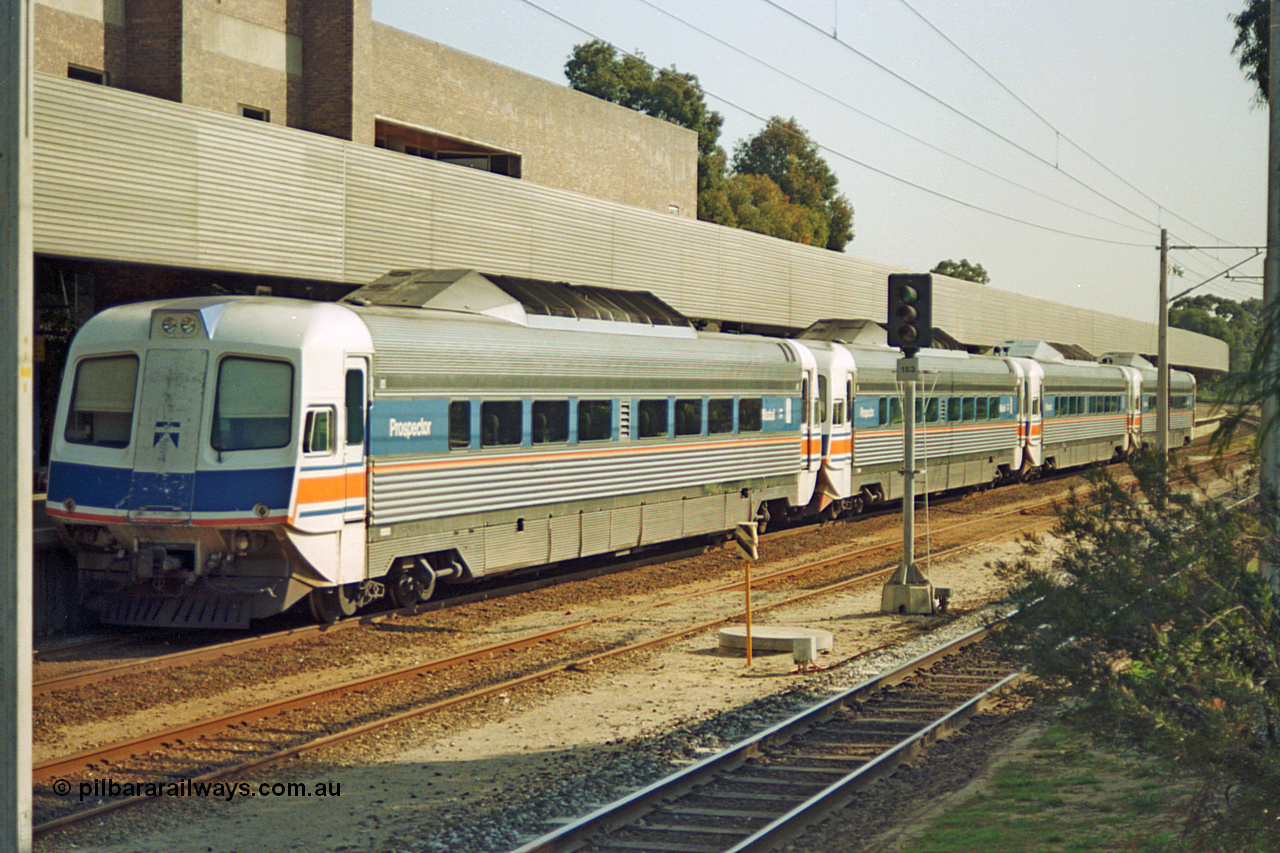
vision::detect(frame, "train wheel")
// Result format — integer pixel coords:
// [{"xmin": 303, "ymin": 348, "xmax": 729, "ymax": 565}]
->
[
  {"xmin": 308, "ymin": 585, "xmax": 359, "ymax": 624},
  {"xmin": 387, "ymin": 563, "xmax": 436, "ymax": 608}
]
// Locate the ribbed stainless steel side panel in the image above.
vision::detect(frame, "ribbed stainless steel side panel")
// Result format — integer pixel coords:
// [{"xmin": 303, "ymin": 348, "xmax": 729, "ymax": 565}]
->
[
  {"xmin": 31, "ymin": 75, "xmax": 1228, "ymax": 372},
  {"xmin": 528, "ymin": 191, "xmax": 617, "ymax": 285},
  {"xmin": 369, "ymin": 439, "xmax": 797, "ymax": 526},
  {"xmin": 855, "ymin": 423, "xmax": 1019, "ymax": 466},
  {"xmin": 683, "ymin": 493, "xmax": 728, "ymax": 534},
  {"xmin": 610, "ymin": 505, "xmax": 641, "ymax": 550},
  {"xmin": 343, "ymin": 150, "xmax": 437, "ymax": 275},
  {"xmin": 1044, "ymin": 416, "xmax": 1127, "ymax": 445},
  {"xmin": 35, "ymin": 75, "xmax": 345, "ymax": 280},
  {"xmin": 640, "ymin": 500, "xmax": 682, "ymax": 545},
  {"xmin": 485, "ymin": 517, "xmax": 548, "ymax": 568},
  {"xmin": 582, "ymin": 509, "xmax": 611, "ymax": 555},
  {"xmin": 548, "ymin": 513, "xmax": 580, "ymax": 562},
  {"xmin": 366, "ymin": 527, "xmax": 484, "ymax": 577}
]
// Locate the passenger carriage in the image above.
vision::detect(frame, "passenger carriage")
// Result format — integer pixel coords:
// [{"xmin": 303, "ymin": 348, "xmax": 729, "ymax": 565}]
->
[
  {"xmin": 46, "ymin": 271, "xmax": 811, "ymax": 627},
  {"xmin": 45, "ymin": 270, "xmax": 1202, "ymax": 628}
]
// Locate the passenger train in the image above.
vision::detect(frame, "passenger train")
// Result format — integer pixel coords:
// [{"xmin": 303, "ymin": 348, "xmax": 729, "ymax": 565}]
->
[{"xmin": 44, "ymin": 269, "xmax": 1196, "ymax": 628}]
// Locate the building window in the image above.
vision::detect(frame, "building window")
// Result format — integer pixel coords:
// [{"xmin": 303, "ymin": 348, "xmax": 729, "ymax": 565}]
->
[
  {"xmin": 375, "ymin": 120, "xmax": 522, "ymax": 178},
  {"xmin": 67, "ymin": 65, "xmax": 106, "ymax": 85},
  {"xmin": 239, "ymin": 105, "xmax": 270, "ymax": 122}
]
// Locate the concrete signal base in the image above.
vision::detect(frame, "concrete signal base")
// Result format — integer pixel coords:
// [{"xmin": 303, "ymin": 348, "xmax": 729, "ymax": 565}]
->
[
  {"xmin": 881, "ymin": 581, "xmax": 938, "ymax": 615},
  {"xmin": 718, "ymin": 626, "xmax": 834, "ymax": 656}
]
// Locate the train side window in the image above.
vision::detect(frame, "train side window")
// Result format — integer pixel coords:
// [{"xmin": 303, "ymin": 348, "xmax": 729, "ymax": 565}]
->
[
  {"xmin": 675, "ymin": 398, "xmax": 703, "ymax": 436},
  {"xmin": 532, "ymin": 400, "xmax": 569, "ymax": 444},
  {"xmin": 925, "ymin": 398, "xmax": 941, "ymax": 423},
  {"xmin": 638, "ymin": 399, "xmax": 669, "ymax": 438},
  {"xmin": 947, "ymin": 397, "xmax": 963, "ymax": 422},
  {"xmin": 817, "ymin": 375, "xmax": 829, "ymax": 424},
  {"xmin": 211, "ymin": 357, "xmax": 293, "ymax": 451},
  {"xmin": 449, "ymin": 401, "xmax": 471, "ymax": 449},
  {"xmin": 976, "ymin": 398, "xmax": 989, "ymax": 420},
  {"xmin": 832, "ymin": 398, "xmax": 845, "ymax": 426},
  {"xmin": 65, "ymin": 354, "xmax": 140, "ymax": 448},
  {"xmin": 878, "ymin": 397, "xmax": 889, "ymax": 426},
  {"xmin": 739, "ymin": 398, "xmax": 763, "ymax": 432},
  {"xmin": 889, "ymin": 397, "xmax": 902, "ymax": 425},
  {"xmin": 578, "ymin": 399, "xmax": 612, "ymax": 442},
  {"xmin": 708, "ymin": 399, "xmax": 734, "ymax": 434},
  {"xmin": 481, "ymin": 400, "xmax": 522, "ymax": 447},
  {"xmin": 302, "ymin": 408, "xmax": 334, "ymax": 455},
  {"xmin": 846, "ymin": 379, "xmax": 853, "ymax": 423},
  {"xmin": 991, "ymin": 397, "xmax": 1003, "ymax": 419},
  {"xmin": 963, "ymin": 398, "xmax": 976, "ymax": 421},
  {"xmin": 345, "ymin": 369, "xmax": 365, "ymax": 445},
  {"xmin": 800, "ymin": 378, "xmax": 809, "ymax": 426}
]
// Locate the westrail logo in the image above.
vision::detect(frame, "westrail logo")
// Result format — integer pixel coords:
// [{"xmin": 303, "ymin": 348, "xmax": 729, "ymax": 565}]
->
[{"xmin": 388, "ymin": 418, "xmax": 432, "ymax": 439}]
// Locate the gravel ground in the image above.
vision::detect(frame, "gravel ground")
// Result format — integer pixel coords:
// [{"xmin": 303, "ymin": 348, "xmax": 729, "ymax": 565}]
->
[
  {"xmin": 30, "ymin": 423, "xmax": 1239, "ymax": 853},
  {"xmin": 35, "ymin": 527, "xmax": 1037, "ymax": 853}
]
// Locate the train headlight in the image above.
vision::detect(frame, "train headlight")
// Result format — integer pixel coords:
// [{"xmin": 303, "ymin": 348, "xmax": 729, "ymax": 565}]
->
[
  {"xmin": 232, "ymin": 530, "xmax": 269, "ymax": 554},
  {"xmin": 151, "ymin": 310, "xmax": 207, "ymax": 339}
]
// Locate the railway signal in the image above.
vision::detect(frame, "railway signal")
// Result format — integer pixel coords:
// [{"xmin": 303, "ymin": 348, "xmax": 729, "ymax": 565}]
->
[
  {"xmin": 884, "ymin": 272, "xmax": 942, "ymax": 614},
  {"xmin": 887, "ymin": 273, "xmax": 933, "ymax": 355}
]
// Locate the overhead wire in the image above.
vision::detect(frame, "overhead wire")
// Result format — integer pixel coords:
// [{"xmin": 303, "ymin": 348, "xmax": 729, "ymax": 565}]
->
[
  {"xmin": 755, "ymin": 0, "xmax": 1165, "ymax": 234},
  {"xmin": 630, "ymin": 0, "xmax": 1154, "ymax": 240},
  {"xmin": 511, "ymin": 0, "xmax": 1153, "ymax": 247},
  {"xmin": 882, "ymin": 0, "xmax": 1251, "ymax": 283}
]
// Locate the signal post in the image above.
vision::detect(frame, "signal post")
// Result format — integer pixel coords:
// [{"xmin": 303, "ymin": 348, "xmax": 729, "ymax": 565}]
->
[{"xmin": 881, "ymin": 274, "xmax": 942, "ymax": 615}]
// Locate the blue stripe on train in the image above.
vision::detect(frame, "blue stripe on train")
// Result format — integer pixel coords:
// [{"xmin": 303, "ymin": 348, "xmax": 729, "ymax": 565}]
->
[{"xmin": 47, "ymin": 461, "xmax": 294, "ymax": 514}]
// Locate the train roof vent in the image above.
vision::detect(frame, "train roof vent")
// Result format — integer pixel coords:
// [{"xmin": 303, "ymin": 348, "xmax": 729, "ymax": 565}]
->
[
  {"xmin": 798, "ymin": 318, "xmax": 888, "ymax": 346},
  {"xmin": 1049, "ymin": 342, "xmax": 1097, "ymax": 362},
  {"xmin": 1099, "ymin": 352, "xmax": 1155, "ymax": 369},
  {"xmin": 342, "ymin": 269, "xmax": 696, "ymax": 338},
  {"xmin": 995, "ymin": 340, "xmax": 1067, "ymax": 362}
]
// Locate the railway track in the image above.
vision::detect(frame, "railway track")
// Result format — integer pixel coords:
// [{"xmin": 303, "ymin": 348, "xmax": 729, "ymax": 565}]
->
[
  {"xmin": 32, "ymin": 447, "xmax": 1252, "ymax": 840},
  {"xmin": 30, "ymin": 519, "xmax": 1035, "ymax": 838},
  {"xmin": 508, "ymin": 624, "xmax": 1021, "ymax": 853}
]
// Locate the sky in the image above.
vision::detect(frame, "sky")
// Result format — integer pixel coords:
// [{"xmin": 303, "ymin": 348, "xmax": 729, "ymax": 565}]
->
[{"xmin": 371, "ymin": 0, "xmax": 1268, "ymax": 325}]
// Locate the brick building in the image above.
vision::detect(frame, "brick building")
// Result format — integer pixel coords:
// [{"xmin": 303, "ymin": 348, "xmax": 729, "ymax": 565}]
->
[{"xmin": 34, "ymin": 0, "xmax": 697, "ymax": 216}]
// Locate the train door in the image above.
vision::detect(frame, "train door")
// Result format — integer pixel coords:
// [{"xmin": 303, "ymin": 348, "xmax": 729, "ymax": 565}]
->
[
  {"xmin": 1119, "ymin": 366, "xmax": 1142, "ymax": 453},
  {"xmin": 789, "ymin": 341, "xmax": 820, "ymax": 508},
  {"xmin": 128, "ymin": 348, "xmax": 208, "ymax": 520},
  {"xmin": 338, "ymin": 356, "xmax": 369, "ymax": 578},
  {"xmin": 1021, "ymin": 360, "xmax": 1044, "ymax": 468},
  {"xmin": 824, "ymin": 344, "xmax": 855, "ymax": 502}
]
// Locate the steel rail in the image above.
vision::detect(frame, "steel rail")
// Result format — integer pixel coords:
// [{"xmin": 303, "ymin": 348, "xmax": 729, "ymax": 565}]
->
[
  {"xmin": 35, "ymin": 452, "xmax": 1240, "ymax": 782},
  {"xmin": 32, "ymin": 542, "xmax": 713, "ymax": 696},
  {"xmin": 508, "ymin": 624, "xmax": 1013, "ymax": 853},
  {"xmin": 33, "ymin": 451, "xmax": 1251, "ymax": 837},
  {"xmin": 30, "ymin": 521, "xmax": 1031, "ymax": 838}
]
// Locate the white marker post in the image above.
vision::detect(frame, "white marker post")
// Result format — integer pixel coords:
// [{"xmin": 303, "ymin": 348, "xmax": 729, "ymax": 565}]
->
[{"xmin": 734, "ymin": 522, "xmax": 759, "ymax": 666}]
